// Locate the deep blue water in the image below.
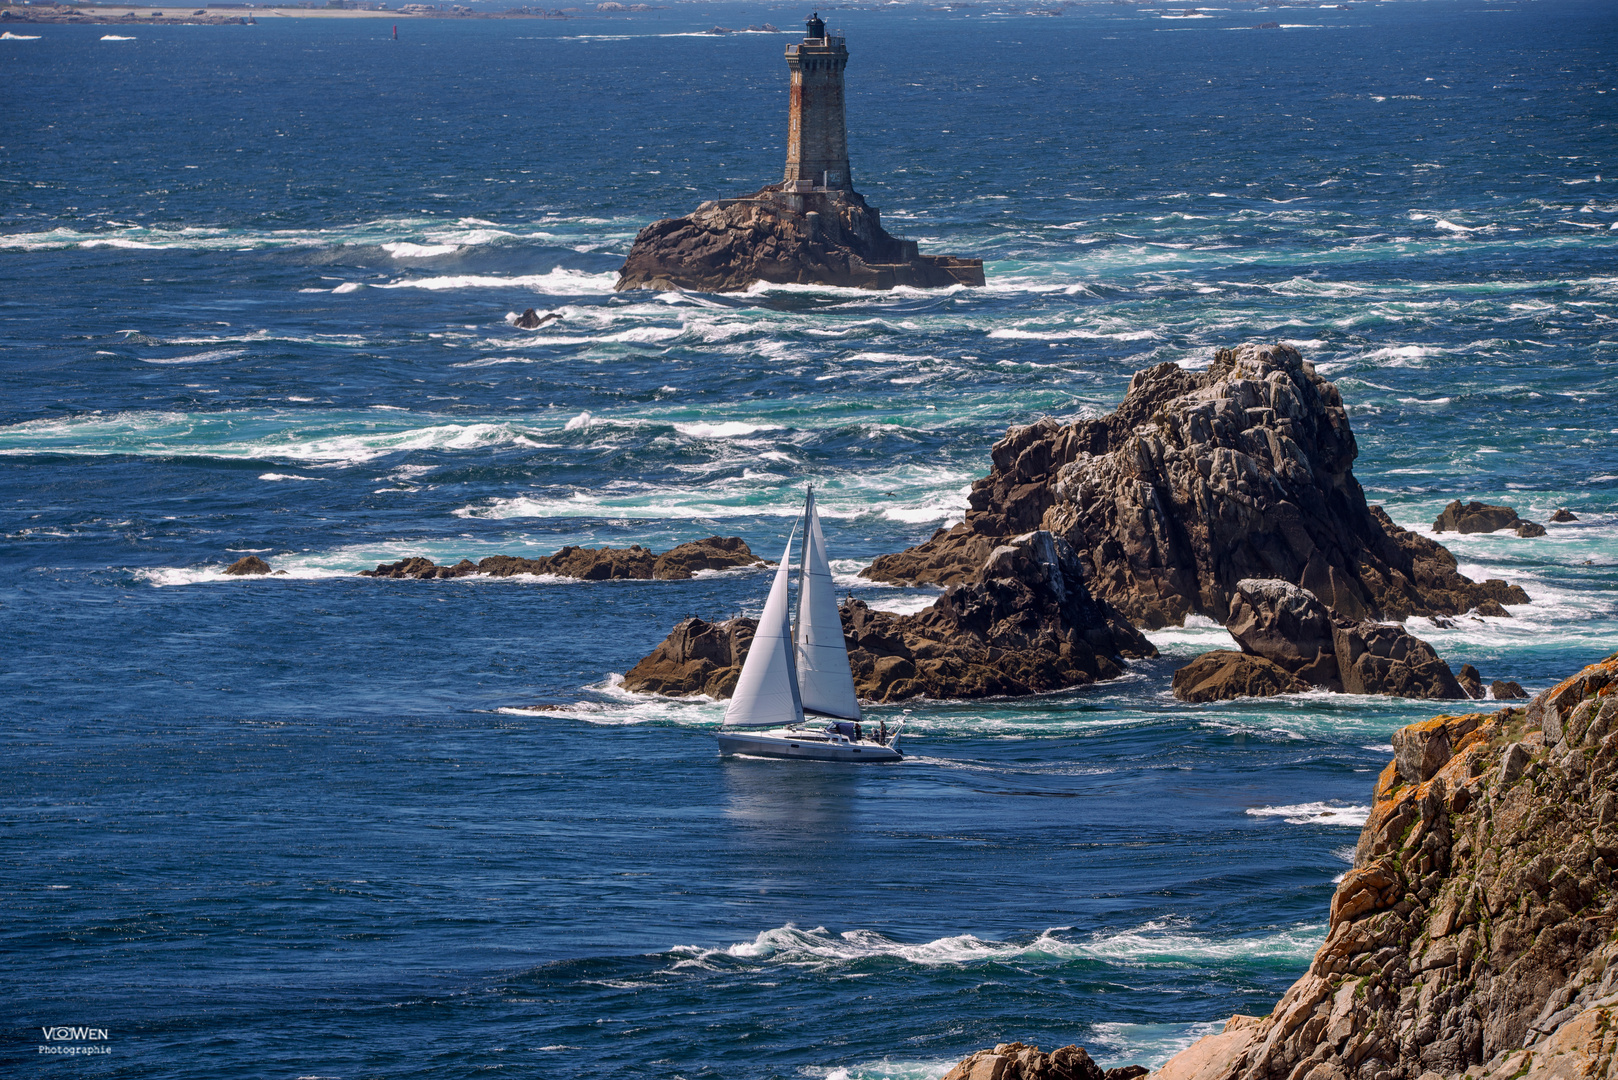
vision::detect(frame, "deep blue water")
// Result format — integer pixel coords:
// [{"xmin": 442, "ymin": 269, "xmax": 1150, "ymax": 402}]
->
[{"xmin": 2, "ymin": 1, "xmax": 1616, "ymax": 1076}]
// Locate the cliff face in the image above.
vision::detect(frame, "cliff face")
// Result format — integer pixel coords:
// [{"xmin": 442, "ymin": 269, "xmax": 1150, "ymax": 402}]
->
[
  {"xmin": 1152, "ymin": 652, "xmax": 1618, "ymax": 1080},
  {"xmin": 615, "ymin": 184, "xmax": 984, "ymax": 292},
  {"xmin": 862, "ymin": 344, "xmax": 1527, "ymax": 629},
  {"xmin": 622, "ymin": 529, "xmax": 1154, "ymax": 702}
]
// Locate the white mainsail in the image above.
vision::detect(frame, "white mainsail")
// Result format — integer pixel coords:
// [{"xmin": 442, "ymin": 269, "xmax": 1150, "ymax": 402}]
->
[
  {"xmin": 722, "ymin": 532, "xmax": 804, "ymax": 730},
  {"xmin": 794, "ymin": 488, "xmax": 862, "ymax": 721}
]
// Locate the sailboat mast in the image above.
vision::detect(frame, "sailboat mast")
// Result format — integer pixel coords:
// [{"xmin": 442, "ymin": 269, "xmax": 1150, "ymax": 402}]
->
[{"xmin": 795, "ymin": 486, "xmax": 813, "ymax": 651}]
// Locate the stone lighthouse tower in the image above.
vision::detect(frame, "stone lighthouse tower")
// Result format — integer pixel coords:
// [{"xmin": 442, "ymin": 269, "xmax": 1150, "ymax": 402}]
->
[
  {"xmin": 783, "ymin": 12, "xmax": 851, "ymax": 191},
  {"xmin": 613, "ymin": 15, "xmax": 984, "ymax": 292}
]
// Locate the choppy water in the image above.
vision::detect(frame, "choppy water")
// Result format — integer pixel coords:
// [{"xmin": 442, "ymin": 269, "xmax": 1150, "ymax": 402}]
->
[{"xmin": 2, "ymin": 1, "xmax": 1615, "ymax": 1076}]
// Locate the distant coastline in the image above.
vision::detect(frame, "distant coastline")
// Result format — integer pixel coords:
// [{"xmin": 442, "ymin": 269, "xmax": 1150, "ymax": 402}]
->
[{"xmin": 1, "ymin": 1, "xmax": 655, "ymax": 24}]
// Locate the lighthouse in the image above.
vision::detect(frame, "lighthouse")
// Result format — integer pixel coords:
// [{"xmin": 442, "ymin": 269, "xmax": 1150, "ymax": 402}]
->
[
  {"xmin": 783, "ymin": 12, "xmax": 851, "ymax": 191},
  {"xmin": 614, "ymin": 13, "xmax": 984, "ymax": 292}
]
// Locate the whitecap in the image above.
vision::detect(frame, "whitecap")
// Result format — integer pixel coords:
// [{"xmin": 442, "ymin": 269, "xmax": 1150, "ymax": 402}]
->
[
  {"xmin": 381, "ymin": 241, "xmax": 459, "ymax": 258},
  {"xmin": 1246, "ymin": 802, "xmax": 1370, "ymax": 826},
  {"xmin": 139, "ymin": 348, "xmax": 246, "ymax": 365},
  {"xmin": 673, "ymin": 421, "xmax": 779, "ymax": 438}
]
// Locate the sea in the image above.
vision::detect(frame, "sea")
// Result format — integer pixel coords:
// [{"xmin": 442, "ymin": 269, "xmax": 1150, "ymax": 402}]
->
[{"xmin": 1, "ymin": 0, "xmax": 1614, "ymax": 1075}]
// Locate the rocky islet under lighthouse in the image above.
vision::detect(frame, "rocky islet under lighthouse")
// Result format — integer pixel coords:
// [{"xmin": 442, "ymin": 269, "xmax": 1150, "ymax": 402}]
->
[{"xmin": 614, "ymin": 14, "xmax": 985, "ymax": 292}]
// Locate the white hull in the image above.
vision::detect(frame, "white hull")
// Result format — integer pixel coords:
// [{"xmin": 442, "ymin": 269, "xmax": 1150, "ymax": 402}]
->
[{"xmin": 717, "ymin": 727, "xmax": 902, "ymax": 763}]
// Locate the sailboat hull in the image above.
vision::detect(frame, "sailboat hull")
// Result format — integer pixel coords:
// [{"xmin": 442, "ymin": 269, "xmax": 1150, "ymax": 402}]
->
[{"xmin": 717, "ymin": 728, "xmax": 902, "ymax": 763}]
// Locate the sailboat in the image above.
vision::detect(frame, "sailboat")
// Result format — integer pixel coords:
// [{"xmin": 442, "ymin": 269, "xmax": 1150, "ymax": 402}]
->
[{"xmin": 716, "ymin": 488, "xmax": 903, "ymax": 762}]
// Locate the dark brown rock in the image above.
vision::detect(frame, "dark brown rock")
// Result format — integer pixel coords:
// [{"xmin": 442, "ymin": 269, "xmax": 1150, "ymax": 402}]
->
[
  {"xmin": 223, "ymin": 555, "xmax": 272, "ymax": 576},
  {"xmin": 1171, "ymin": 650, "xmax": 1308, "ymax": 702},
  {"xmin": 513, "ymin": 308, "xmax": 559, "ymax": 329},
  {"xmin": 1332, "ymin": 618, "xmax": 1467, "ymax": 698},
  {"xmin": 1217, "ymin": 577, "xmax": 1465, "ymax": 699},
  {"xmin": 1491, "ymin": 679, "xmax": 1528, "ymax": 700},
  {"xmin": 1433, "ymin": 499, "xmax": 1523, "ymax": 534},
  {"xmin": 1457, "ymin": 663, "xmax": 1485, "ymax": 699},
  {"xmin": 359, "ymin": 537, "xmax": 764, "ymax": 581},
  {"xmin": 624, "ymin": 529, "xmax": 1154, "ymax": 703},
  {"xmin": 620, "ymin": 616, "xmax": 757, "ymax": 698},
  {"xmin": 1474, "ymin": 597, "xmax": 1512, "ymax": 617},
  {"xmin": 1550, "ymin": 508, "xmax": 1578, "ymax": 523},
  {"xmin": 1515, "ymin": 519, "xmax": 1547, "ymax": 537},
  {"xmin": 615, "ymin": 183, "xmax": 983, "ymax": 293},
  {"xmin": 941, "ymin": 1042, "xmax": 1113, "ymax": 1080},
  {"xmin": 1155, "ymin": 651, "xmax": 1618, "ymax": 1080},
  {"xmin": 1226, "ymin": 578, "xmax": 1341, "ymax": 687},
  {"xmin": 862, "ymin": 343, "xmax": 1529, "ymax": 628}
]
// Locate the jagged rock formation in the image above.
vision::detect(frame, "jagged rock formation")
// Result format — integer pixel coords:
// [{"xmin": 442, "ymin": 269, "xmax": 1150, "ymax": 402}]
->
[
  {"xmin": 1551, "ymin": 509, "xmax": 1579, "ymax": 524},
  {"xmin": 224, "ymin": 555, "xmax": 271, "ymax": 575},
  {"xmin": 1433, "ymin": 500, "xmax": 1545, "ymax": 538},
  {"xmin": 622, "ymin": 529, "xmax": 1154, "ymax": 703},
  {"xmin": 360, "ymin": 537, "xmax": 763, "ymax": 581},
  {"xmin": 862, "ymin": 344, "xmax": 1528, "ymax": 629},
  {"xmin": 1237, "ymin": 579, "xmax": 1465, "ymax": 699},
  {"xmin": 614, "ymin": 184, "xmax": 984, "ymax": 292},
  {"xmin": 1152, "ymin": 651, "xmax": 1618, "ymax": 1080},
  {"xmin": 942, "ymin": 1042, "xmax": 1147, "ymax": 1080}
]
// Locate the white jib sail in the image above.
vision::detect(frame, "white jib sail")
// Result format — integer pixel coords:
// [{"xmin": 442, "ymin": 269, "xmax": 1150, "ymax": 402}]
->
[
  {"xmin": 795, "ymin": 488, "xmax": 862, "ymax": 721},
  {"xmin": 723, "ymin": 532, "xmax": 805, "ymax": 730}
]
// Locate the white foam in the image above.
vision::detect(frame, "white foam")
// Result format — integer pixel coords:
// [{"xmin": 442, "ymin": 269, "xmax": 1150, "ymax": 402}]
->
[
  {"xmin": 1246, "ymin": 802, "xmax": 1371, "ymax": 826},
  {"xmin": 1, "ymin": 31, "xmax": 43, "ymax": 39},
  {"xmin": 331, "ymin": 282, "xmax": 363, "ymax": 294},
  {"xmin": 258, "ymin": 473, "xmax": 322, "ymax": 482},
  {"xmin": 100, "ymin": 34, "xmax": 136, "ymax": 40},
  {"xmin": 866, "ymin": 593, "xmax": 941, "ymax": 616},
  {"xmin": 381, "ymin": 241, "xmax": 459, "ymax": 258},
  {"xmin": 672, "ymin": 421, "xmax": 779, "ymax": 438},
  {"xmin": 0, "ymin": 409, "xmax": 552, "ymax": 467},
  {"xmin": 376, "ymin": 268, "xmax": 619, "ymax": 295},
  {"xmin": 138, "ymin": 348, "xmax": 246, "ymax": 365},
  {"xmin": 677, "ymin": 918, "xmax": 1324, "ymax": 974}
]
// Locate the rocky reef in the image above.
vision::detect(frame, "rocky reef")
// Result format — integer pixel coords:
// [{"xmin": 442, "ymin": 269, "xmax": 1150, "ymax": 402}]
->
[
  {"xmin": 863, "ymin": 344, "xmax": 1528, "ymax": 630},
  {"xmin": 622, "ymin": 530, "xmax": 1154, "ymax": 703},
  {"xmin": 1144, "ymin": 651, "xmax": 1618, "ymax": 1080},
  {"xmin": 360, "ymin": 537, "xmax": 763, "ymax": 581},
  {"xmin": 1433, "ymin": 500, "xmax": 1546, "ymax": 539},
  {"xmin": 1173, "ymin": 579, "xmax": 1471, "ymax": 702},
  {"xmin": 614, "ymin": 184, "xmax": 984, "ymax": 292},
  {"xmin": 943, "ymin": 1042, "xmax": 1147, "ymax": 1080}
]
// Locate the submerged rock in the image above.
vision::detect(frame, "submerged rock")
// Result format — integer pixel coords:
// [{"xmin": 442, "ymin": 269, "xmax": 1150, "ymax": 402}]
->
[
  {"xmin": 360, "ymin": 537, "xmax": 764, "ymax": 581},
  {"xmin": 512, "ymin": 307, "xmax": 560, "ymax": 329},
  {"xmin": 1154, "ymin": 651, "xmax": 1618, "ymax": 1080},
  {"xmin": 615, "ymin": 184, "xmax": 983, "ymax": 293},
  {"xmin": 623, "ymin": 530, "xmax": 1154, "ymax": 703},
  {"xmin": 224, "ymin": 555, "xmax": 271, "ymax": 575},
  {"xmin": 863, "ymin": 344, "xmax": 1527, "ymax": 628}
]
